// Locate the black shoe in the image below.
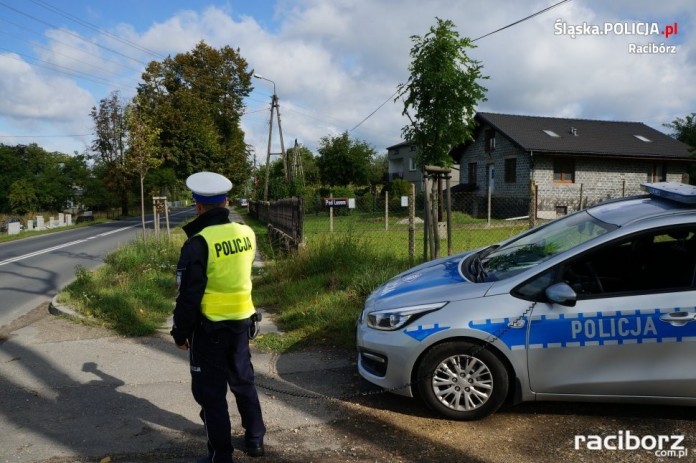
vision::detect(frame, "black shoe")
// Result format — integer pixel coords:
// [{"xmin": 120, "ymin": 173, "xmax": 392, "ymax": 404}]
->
[{"xmin": 246, "ymin": 442, "xmax": 264, "ymax": 457}]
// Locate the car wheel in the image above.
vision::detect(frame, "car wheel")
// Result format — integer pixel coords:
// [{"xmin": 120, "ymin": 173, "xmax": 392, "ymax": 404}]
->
[{"xmin": 417, "ymin": 342, "xmax": 509, "ymax": 420}]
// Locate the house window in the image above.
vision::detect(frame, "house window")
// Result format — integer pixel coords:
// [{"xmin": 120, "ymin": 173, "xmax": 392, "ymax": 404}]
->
[
  {"xmin": 543, "ymin": 129, "xmax": 560, "ymax": 138},
  {"xmin": 555, "ymin": 205, "xmax": 568, "ymax": 216},
  {"xmin": 408, "ymin": 157, "xmax": 417, "ymax": 171},
  {"xmin": 468, "ymin": 162, "xmax": 477, "ymax": 185},
  {"xmin": 485, "ymin": 129, "xmax": 496, "ymax": 152},
  {"xmin": 553, "ymin": 158, "xmax": 575, "ymax": 183},
  {"xmin": 504, "ymin": 158, "xmax": 516, "ymax": 183}
]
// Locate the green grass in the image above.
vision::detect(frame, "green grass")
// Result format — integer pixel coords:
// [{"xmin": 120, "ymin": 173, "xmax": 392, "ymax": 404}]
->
[
  {"xmin": 249, "ymin": 210, "xmax": 528, "ymax": 351},
  {"xmin": 55, "ymin": 206, "xmax": 529, "ymax": 352},
  {"xmin": 303, "ymin": 211, "xmax": 528, "ymax": 259},
  {"xmin": 251, "ymin": 232, "xmax": 413, "ymax": 352},
  {"xmin": 57, "ymin": 233, "xmax": 184, "ymax": 336}
]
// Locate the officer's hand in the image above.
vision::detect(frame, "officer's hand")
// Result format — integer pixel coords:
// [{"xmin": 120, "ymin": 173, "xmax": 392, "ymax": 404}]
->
[{"xmin": 176, "ymin": 340, "xmax": 190, "ymax": 351}]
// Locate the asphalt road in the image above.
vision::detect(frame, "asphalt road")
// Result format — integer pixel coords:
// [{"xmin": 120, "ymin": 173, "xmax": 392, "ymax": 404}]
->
[{"xmin": 0, "ymin": 207, "xmax": 197, "ymax": 329}]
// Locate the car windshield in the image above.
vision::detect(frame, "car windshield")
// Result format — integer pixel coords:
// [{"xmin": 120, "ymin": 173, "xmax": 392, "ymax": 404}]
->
[{"xmin": 463, "ymin": 211, "xmax": 617, "ymax": 282}]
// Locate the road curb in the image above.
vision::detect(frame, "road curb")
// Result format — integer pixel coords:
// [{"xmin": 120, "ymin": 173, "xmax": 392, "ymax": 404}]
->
[
  {"xmin": 50, "ymin": 294, "xmax": 281, "ymax": 338},
  {"xmin": 48, "ymin": 294, "xmax": 86, "ymax": 319}
]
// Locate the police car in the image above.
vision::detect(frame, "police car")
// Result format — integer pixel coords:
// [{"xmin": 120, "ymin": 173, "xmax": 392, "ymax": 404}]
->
[{"xmin": 357, "ymin": 182, "xmax": 696, "ymax": 420}]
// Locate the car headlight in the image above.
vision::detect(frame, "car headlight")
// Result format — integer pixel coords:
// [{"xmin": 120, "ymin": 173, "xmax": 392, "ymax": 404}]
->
[{"xmin": 366, "ymin": 302, "xmax": 447, "ymax": 331}]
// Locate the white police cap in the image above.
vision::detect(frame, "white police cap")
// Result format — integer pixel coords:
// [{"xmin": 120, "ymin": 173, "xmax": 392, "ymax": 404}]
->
[{"xmin": 186, "ymin": 172, "xmax": 232, "ymax": 204}]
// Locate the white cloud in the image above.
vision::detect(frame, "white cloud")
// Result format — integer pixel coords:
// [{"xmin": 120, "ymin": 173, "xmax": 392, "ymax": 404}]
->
[
  {"xmin": 0, "ymin": 53, "xmax": 93, "ymax": 120},
  {"xmin": 0, "ymin": 0, "xmax": 693, "ymax": 157}
]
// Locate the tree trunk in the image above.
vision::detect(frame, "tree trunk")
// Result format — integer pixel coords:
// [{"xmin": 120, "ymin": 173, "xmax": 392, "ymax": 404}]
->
[{"xmin": 140, "ymin": 174, "xmax": 146, "ymax": 235}]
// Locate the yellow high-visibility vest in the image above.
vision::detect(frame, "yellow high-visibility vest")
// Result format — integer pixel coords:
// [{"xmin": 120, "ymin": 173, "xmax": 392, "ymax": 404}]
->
[{"xmin": 197, "ymin": 223, "xmax": 256, "ymax": 321}]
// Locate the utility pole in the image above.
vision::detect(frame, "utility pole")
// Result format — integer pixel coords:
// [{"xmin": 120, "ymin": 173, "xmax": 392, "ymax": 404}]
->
[
  {"xmin": 291, "ymin": 138, "xmax": 305, "ymax": 188},
  {"xmin": 254, "ymin": 74, "xmax": 287, "ymax": 201}
]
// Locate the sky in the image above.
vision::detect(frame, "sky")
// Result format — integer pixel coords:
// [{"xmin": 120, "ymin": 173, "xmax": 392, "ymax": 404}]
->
[{"xmin": 0, "ymin": 0, "xmax": 694, "ymax": 167}]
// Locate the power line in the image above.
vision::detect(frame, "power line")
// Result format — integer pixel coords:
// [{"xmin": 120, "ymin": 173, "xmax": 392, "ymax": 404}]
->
[
  {"xmin": 472, "ymin": 0, "xmax": 572, "ymax": 42},
  {"xmin": 349, "ymin": 89, "xmax": 399, "ymax": 133},
  {"xmin": 0, "ymin": 48, "xmax": 135, "ymax": 92},
  {"xmin": 0, "ymin": 16, "xmax": 144, "ymax": 77},
  {"xmin": 0, "ymin": 133, "xmax": 92, "ymax": 138},
  {"xmin": 348, "ymin": 0, "xmax": 573, "ymax": 133},
  {"xmin": 0, "ymin": 28, "xmax": 142, "ymax": 84},
  {"xmin": 29, "ymin": 0, "xmax": 164, "ymax": 60},
  {"xmin": 0, "ymin": 0, "xmax": 149, "ymax": 66}
]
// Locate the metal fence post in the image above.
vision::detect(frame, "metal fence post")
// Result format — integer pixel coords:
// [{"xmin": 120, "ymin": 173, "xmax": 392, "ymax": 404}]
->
[
  {"xmin": 409, "ymin": 183, "xmax": 415, "ymax": 264},
  {"xmin": 385, "ymin": 191, "xmax": 389, "ymax": 231},
  {"xmin": 423, "ymin": 173, "xmax": 430, "ymax": 261},
  {"xmin": 446, "ymin": 174, "xmax": 452, "ymax": 256},
  {"xmin": 329, "ymin": 193, "xmax": 334, "ymax": 233},
  {"xmin": 431, "ymin": 176, "xmax": 439, "ymax": 259}
]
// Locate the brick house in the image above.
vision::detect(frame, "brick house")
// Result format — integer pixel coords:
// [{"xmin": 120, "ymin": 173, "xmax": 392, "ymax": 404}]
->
[
  {"xmin": 451, "ymin": 112, "xmax": 694, "ymax": 219},
  {"xmin": 387, "ymin": 141, "xmax": 460, "ymax": 193}
]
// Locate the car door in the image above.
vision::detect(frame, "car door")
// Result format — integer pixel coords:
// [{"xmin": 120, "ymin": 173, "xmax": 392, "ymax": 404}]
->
[{"xmin": 522, "ymin": 225, "xmax": 696, "ymax": 398}]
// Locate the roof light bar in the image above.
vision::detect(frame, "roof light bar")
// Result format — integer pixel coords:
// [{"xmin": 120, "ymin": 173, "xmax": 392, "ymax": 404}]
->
[{"xmin": 641, "ymin": 182, "xmax": 696, "ymax": 204}]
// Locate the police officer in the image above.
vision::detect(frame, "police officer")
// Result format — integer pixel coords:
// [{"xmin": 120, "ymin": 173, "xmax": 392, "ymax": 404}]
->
[{"xmin": 171, "ymin": 172, "xmax": 266, "ymax": 463}]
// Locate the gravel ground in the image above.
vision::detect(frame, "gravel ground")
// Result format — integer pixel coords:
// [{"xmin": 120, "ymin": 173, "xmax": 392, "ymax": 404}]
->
[
  {"xmin": 5, "ymin": 309, "xmax": 694, "ymax": 463},
  {"xmin": 39, "ymin": 393, "xmax": 696, "ymax": 463}
]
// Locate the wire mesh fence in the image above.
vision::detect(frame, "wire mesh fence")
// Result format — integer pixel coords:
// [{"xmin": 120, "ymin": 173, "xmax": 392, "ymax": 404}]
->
[
  {"xmin": 254, "ymin": 184, "xmax": 644, "ymax": 263},
  {"xmin": 302, "ymin": 190, "xmax": 532, "ymax": 262}
]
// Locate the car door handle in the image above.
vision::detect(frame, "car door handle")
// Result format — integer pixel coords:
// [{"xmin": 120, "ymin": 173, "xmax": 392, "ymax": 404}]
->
[{"xmin": 659, "ymin": 312, "xmax": 696, "ymax": 327}]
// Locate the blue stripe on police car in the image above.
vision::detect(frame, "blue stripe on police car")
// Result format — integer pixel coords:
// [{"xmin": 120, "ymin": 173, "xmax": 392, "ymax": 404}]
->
[{"xmin": 469, "ymin": 308, "xmax": 696, "ymax": 350}]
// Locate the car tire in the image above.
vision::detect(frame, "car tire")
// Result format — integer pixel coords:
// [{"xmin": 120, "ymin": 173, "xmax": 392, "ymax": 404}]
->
[{"xmin": 417, "ymin": 341, "xmax": 509, "ymax": 420}]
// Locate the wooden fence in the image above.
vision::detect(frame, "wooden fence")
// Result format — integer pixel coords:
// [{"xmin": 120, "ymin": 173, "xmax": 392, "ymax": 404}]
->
[{"xmin": 249, "ymin": 197, "xmax": 304, "ymax": 251}]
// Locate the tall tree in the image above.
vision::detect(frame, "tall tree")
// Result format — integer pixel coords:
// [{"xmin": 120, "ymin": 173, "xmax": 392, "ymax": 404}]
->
[
  {"xmin": 316, "ymin": 131, "xmax": 376, "ymax": 186},
  {"xmin": 125, "ymin": 103, "xmax": 163, "ymax": 233},
  {"xmin": 90, "ymin": 91, "xmax": 131, "ymax": 215},
  {"xmin": 396, "ymin": 17, "xmax": 487, "ymax": 168},
  {"xmin": 396, "ymin": 18, "xmax": 488, "ymax": 259},
  {"xmin": 137, "ymin": 41, "xmax": 253, "ymax": 188}
]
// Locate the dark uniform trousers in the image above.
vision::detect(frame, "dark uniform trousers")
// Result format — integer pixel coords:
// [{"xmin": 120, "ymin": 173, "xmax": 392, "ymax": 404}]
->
[{"xmin": 190, "ymin": 318, "xmax": 265, "ymax": 462}]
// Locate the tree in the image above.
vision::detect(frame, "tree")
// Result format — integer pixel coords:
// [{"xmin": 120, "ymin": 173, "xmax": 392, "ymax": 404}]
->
[
  {"xmin": 396, "ymin": 18, "xmax": 488, "ymax": 259},
  {"xmin": 368, "ymin": 153, "xmax": 388, "ymax": 191},
  {"xmin": 137, "ymin": 41, "xmax": 253, "ymax": 188},
  {"xmin": 283, "ymin": 143, "xmax": 320, "ymax": 196},
  {"xmin": 125, "ymin": 103, "xmax": 163, "ymax": 233},
  {"xmin": 396, "ymin": 18, "xmax": 487, "ymax": 168},
  {"xmin": 664, "ymin": 113, "xmax": 696, "ymax": 185},
  {"xmin": 0, "ymin": 144, "xmax": 89, "ymax": 214},
  {"xmin": 316, "ymin": 131, "xmax": 376, "ymax": 186},
  {"xmin": 8, "ymin": 178, "xmax": 38, "ymax": 215},
  {"xmin": 0, "ymin": 144, "xmax": 32, "ymax": 212},
  {"xmin": 90, "ymin": 91, "xmax": 131, "ymax": 215},
  {"xmin": 665, "ymin": 113, "xmax": 696, "ymax": 149}
]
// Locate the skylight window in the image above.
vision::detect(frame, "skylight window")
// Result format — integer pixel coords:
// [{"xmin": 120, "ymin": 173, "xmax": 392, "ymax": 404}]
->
[
  {"xmin": 543, "ymin": 129, "xmax": 560, "ymax": 138},
  {"xmin": 634, "ymin": 135, "xmax": 652, "ymax": 142}
]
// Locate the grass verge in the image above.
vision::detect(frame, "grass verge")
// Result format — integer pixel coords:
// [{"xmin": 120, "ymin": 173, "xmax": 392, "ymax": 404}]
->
[
  {"xmin": 250, "ymin": 232, "xmax": 413, "ymax": 352},
  {"xmin": 55, "ymin": 207, "xmax": 516, "ymax": 352},
  {"xmin": 57, "ymin": 233, "xmax": 184, "ymax": 336}
]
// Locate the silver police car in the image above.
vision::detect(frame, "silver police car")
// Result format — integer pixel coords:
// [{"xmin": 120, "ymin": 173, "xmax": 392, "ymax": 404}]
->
[{"xmin": 357, "ymin": 182, "xmax": 696, "ymax": 420}]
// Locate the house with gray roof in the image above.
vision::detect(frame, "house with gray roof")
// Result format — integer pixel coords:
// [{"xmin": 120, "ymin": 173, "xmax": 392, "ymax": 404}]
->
[
  {"xmin": 387, "ymin": 141, "xmax": 460, "ymax": 193},
  {"xmin": 451, "ymin": 112, "xmax": 694, "ymax": 219}
]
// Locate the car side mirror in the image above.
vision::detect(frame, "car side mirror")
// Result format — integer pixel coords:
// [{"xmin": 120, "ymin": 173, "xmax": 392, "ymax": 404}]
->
[{"xmin": 545, "ymin": 282, "xmax": 577, "ymax": 307}]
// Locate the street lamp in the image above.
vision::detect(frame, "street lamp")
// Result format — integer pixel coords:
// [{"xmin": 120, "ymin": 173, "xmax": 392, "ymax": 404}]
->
[
  {"xmin": 253, "ymin": 73, "xmax": 287, "ymax": 200},
  {"xmin": 253, "ymin": 73, "xmax": 275, "ymax": 96}
]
